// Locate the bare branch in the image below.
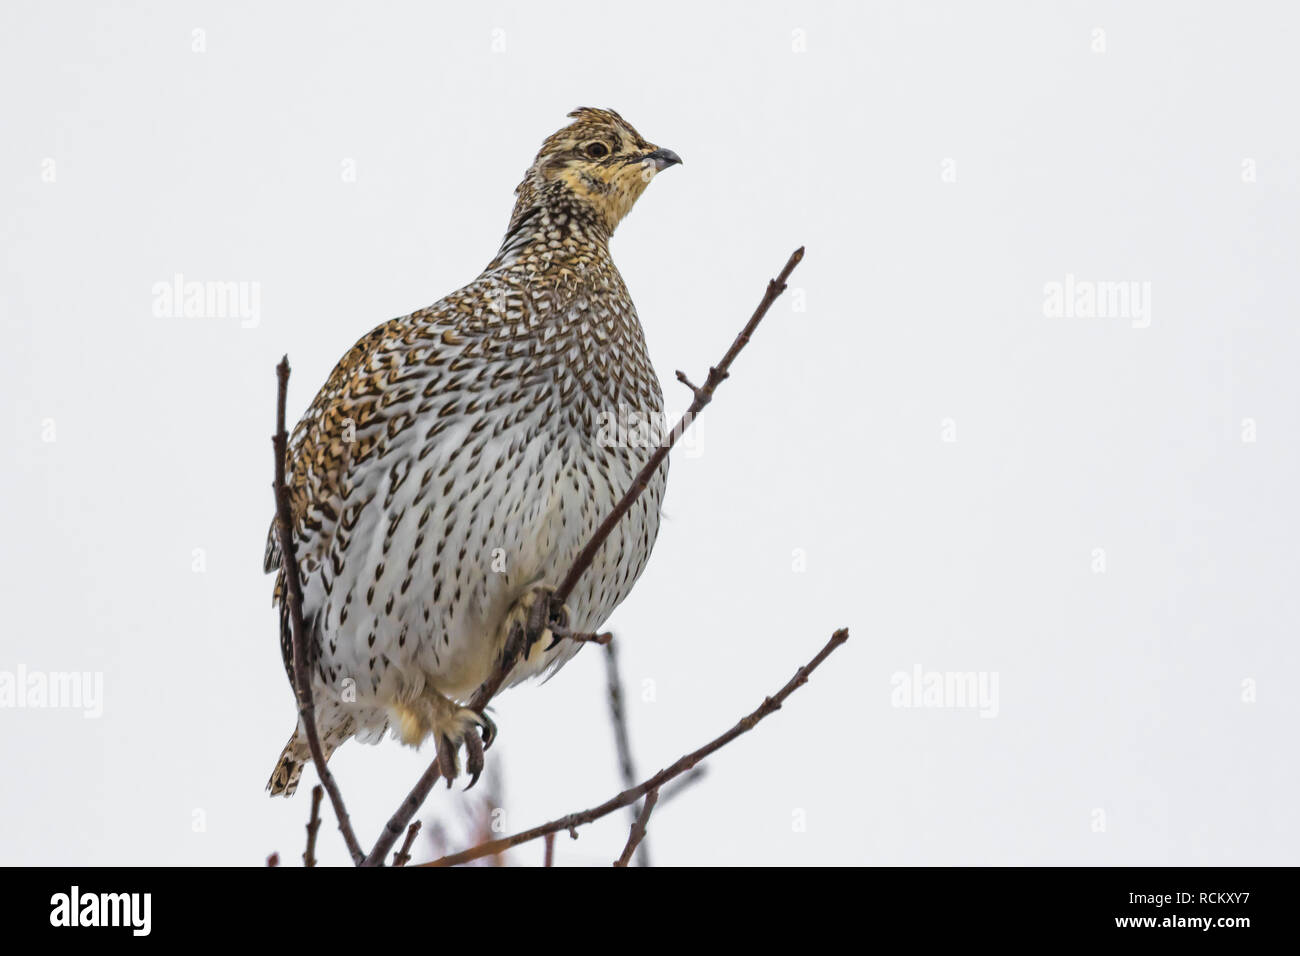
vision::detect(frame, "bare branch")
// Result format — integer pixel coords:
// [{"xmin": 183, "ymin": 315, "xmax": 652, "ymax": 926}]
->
[
  {"xmin": 551, "ymin": 626, "xmax": 613, "ymax": 646},
  {"xmin": 604, "ymin": 641, "xmax": 637, "ymax": 790},
  {"xmin": 605, "ymin": 640, "xmax": 650, "ymax": 866},
  {"xmin": 614, "ymin": 787, "xmax": 659, "ymax": 868},
  {"xmin": 392, "ymin": 821, "xmax": 422, "ymax": 868},
  {"xmin": 302, "ymin": 785, "xmax": 323, "ymax": 868},
  {"xmin": 419, "ymin": 626, "xmax": 848, "ymax": 868},
  {"xmin": 543, "ymin": 833, "xmax": 555, "ymax": 868},
  {"xmin": 364, "ymin": 248, "xmax": 806, "ymax": 866},
  {"xmin": 674, "ymin": 369, "xmax": 703, "ymax": 399},
  {"xmin": 274, "ymin": 356, "xmax": 366, "ymax": 865}
]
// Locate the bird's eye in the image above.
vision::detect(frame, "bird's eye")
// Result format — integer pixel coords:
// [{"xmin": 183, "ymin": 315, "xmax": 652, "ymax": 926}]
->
[{"xmin": 585, "ymin": 142, "xmax": 609, "ymax": 159}]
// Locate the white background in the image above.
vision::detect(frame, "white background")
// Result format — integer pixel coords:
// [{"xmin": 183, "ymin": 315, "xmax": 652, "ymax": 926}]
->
[{"xmin": 2, "ymin": 1, "xmax": 1297, "ymax": 866}]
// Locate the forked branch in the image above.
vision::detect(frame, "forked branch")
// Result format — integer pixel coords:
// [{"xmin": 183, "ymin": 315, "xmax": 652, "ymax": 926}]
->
[
  {"xmin": 614, "ymin": 787, "xmax": 659, "ymax": 867},
  {"xmin": 419, "ymin": 628, "xmax": 849, "ymax": 867}
]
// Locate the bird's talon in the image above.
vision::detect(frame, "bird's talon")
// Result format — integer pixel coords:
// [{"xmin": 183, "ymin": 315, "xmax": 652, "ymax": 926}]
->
[
  {"xmin": 437, "ymin": 734, "xmax": 457, "ymax": 786},
  {"xmin": 547, "ymin": 597, "xmax": 570, "ymax": 632},
  {"xmin": 463, "ymin": 726, "xmax": 485, "ymax": 790},
  {"xmin": 477, "ymin": 710, "xmax": 497, "ymax": 749}
]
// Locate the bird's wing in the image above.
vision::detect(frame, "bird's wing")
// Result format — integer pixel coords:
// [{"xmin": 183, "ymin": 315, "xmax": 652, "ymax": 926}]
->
[
  {"xmin": 264, "ymin": 271, "xmax": 548, "ymax": 583},
  {"xmin": 263, "ymin": 319, "xmax": 396, "ymax": 580},
  {"xmin": 264, "ymin": 316, "xmax": 415, "ymax": 686}
]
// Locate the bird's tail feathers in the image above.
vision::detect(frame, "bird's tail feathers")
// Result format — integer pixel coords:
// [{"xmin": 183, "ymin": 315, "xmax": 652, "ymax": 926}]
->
[{"xmin": 267, "ymin": 733, "xmax": 309, "ymax": 797}]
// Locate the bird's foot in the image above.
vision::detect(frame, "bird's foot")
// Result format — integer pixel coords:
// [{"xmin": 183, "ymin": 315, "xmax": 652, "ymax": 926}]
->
[
  {"xmin": 503, "ymin": 585, "xmax": 571, "ymax": 665},
  {"xmin": 434, "ymin": 706, "xmax": 495, "ymax": 790},
  {"xmin": 392, "ymin": 694, "xmax": 496, "ymax": 789}
]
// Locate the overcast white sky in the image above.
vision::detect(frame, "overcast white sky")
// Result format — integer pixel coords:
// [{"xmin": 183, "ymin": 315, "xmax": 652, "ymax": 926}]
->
[{"xmin": 2, "ymin": 1, "xmax": 1297, "ymax": 866}]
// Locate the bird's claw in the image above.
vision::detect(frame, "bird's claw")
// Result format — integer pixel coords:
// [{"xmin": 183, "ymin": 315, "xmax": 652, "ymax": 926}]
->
[
  {"xmin": 462, "ymin": 726, "xmax": 486, "ymax": 790},
  {"xmin": 476, "ymin": 709, "xmax": 497, "ymax": 750},
  {"xmin": 518, "ymin": 586, "xmax": 570, "ymax": 657},
  {"xmin": 437, "ymin": 734, "xmax": 456, "ymax": 788},
  {"xmin": 436, "ymin": 709, "xmax": 493, "ymax": 789}
]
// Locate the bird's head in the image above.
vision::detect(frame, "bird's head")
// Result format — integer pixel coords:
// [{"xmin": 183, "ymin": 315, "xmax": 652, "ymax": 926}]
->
[{"xmin": 511, "ymin": 107, "xmax": 681, "ymax": 236}]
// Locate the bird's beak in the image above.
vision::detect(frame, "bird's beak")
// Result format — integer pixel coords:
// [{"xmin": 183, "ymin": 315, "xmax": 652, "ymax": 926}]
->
[{"xmin": 644, "ymin": 148, "xmax": 683, "ymax": 171}]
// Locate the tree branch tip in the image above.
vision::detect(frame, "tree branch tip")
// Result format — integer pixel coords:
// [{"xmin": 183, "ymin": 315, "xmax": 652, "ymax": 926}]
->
[{"xmin": 674, "ymin": 370, "xmax": 703, "ymax": 397}]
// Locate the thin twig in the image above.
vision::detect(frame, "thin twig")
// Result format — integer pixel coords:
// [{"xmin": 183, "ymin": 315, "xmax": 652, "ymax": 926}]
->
[
  {"xmin": 392, "ymin": 821, "xmax": 422, "ymax": 867},
  {"xmin": 302, "ymin": 785, "xmax": 323, "ymax": 868},
  {"xmin": 614, "ymin": 788, "xmax": 659, "ymax": 867},
  {"xmin": 364, "ymin": 247, "xmax": 806, "ymax": 867},
  {"xmin": 605, "ymin": 641, "xmax": 638, "ymax": 791},
  {"xmin": 419, "ymin": 626, "xmax": 848, "ymax": 867},
  {"xmin": 274, "ymin": 356, "xmax": 366, "ymax": 866},
  {"xmin": 605, "ymin": 640, "xmax": 649, "ymax": 866},
  {"xmin": 552, "ymin": 626, "xmax": 613, "ymax": 645},
  {"xmin": 674, "ymin": 369, "xmax": 703, "ymax": 399},
  {"xmin": 543, "ymin": 833, "xmax": 555, "ymax": 867}
]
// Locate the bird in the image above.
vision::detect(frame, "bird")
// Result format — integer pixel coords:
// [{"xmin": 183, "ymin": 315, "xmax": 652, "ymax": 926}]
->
[{"xmin": 265, "ymin": 107, "xmax": 681, "ymax": 796}]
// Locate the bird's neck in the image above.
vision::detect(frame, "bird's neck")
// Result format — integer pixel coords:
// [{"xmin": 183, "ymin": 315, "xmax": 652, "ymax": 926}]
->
[{"xmin": 486, "ymin": 185, "xmax": 613, "ymax": 274}]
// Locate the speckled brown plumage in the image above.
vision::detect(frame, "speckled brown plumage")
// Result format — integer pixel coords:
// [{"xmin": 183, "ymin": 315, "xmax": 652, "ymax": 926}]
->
[{"xmin": 265, "ymin": 108, "xmax": 680, "ymax": 795}]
